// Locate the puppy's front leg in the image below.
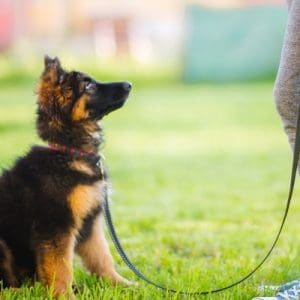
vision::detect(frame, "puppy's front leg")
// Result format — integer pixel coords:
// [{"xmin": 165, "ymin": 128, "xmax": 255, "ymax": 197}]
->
[
  {"xmin": 36, "ymin": 234, "xmax": 75, "ymax": 299},
  {"xmin": 76, "ymin": 216, "xmax": 131, "ymax": 286}
]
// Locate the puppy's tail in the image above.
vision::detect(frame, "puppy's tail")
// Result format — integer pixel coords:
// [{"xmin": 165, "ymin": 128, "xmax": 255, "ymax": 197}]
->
[{"xmin": 0, "ymin": 239, "xmax": 18, "ymax": 289}]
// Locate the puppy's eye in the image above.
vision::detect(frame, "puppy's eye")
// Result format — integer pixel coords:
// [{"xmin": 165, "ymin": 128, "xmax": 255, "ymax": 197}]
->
[{"xmin": 85, "ymin": 82, "xmax": 96, "ymax": 91}]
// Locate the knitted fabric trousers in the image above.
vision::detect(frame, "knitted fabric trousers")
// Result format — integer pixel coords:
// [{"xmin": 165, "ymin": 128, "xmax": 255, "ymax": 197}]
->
[{"xmin": 275, "ymin": 0, "xmax": 300, "ymax": 150}]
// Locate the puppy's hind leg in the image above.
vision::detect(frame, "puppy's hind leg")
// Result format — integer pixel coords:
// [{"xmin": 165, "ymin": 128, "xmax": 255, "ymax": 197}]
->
[
  {"xmin": 0, "ymin": 239, "xmax": 18, "ymax": 288},
  {"xmin": 35, "ymin": 234, "xmax": 76, "ymax": 299}
]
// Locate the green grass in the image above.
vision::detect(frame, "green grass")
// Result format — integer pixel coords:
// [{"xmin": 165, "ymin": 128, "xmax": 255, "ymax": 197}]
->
[{"xmin": 1, "ymin": 82, "xmax": 300, "ymax": 300}]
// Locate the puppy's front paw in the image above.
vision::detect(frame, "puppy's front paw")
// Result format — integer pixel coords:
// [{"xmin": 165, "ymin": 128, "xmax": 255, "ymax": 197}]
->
[
  {"xmin": 118, "ymin": 277, "xmax": 138, "ymax": 287},
  {"xmin": 108, "ymin": 271, "xmax": 137, "ymax": 287}
]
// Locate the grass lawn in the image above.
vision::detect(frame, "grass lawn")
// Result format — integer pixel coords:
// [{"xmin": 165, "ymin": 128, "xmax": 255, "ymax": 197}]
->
[{"xmin": 0, "ymin": 82, "xmax": 300, "ymax": 299}]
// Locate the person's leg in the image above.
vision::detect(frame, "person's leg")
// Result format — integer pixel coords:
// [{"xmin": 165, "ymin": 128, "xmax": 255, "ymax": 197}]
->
[
  {"xmin": 274, "ymin": 0, "xmax": 300, "ymax": 150},
  {"xmin": 253, "ymin": 0, "xmax": 300, "ymax": 298}
]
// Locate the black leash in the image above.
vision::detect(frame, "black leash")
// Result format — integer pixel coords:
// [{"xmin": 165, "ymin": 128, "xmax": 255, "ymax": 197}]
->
[{"xmin": 103, "ymin": 104, "xmax": 300, "ymax": 295}]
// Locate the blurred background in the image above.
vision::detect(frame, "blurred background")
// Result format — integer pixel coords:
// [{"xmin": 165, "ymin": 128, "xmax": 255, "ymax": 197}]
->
[
  {"xmin": 0, "ymin": 0, "xmax": 286, "ymax": 84},
  {"xmin": 2, "ymin": 1, "xmax": 300, "ymax": 298}
]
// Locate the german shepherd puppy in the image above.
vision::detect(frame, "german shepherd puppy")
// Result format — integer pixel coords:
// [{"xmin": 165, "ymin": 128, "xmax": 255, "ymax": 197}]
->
[{"xmin": 0, "ymin": 56, "xmax": 132, "ymax": 298}]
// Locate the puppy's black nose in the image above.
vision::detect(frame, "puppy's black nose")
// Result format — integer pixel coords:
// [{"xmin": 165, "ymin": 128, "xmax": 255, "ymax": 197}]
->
[{"xmin": 122, "ymin": 82, "xmax": 132, "ymax": 92}]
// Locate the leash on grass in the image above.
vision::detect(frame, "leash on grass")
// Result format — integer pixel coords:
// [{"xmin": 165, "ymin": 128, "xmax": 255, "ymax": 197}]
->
[{"xmin": 103, "ymin": 104, "xmax": 300, "ymax": 295}]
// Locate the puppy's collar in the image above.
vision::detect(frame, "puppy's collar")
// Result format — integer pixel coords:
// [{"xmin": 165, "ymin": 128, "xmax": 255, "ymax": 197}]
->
[{"xmin": 48, "ymin": 143, "xmax": 101, "ymax": 165}]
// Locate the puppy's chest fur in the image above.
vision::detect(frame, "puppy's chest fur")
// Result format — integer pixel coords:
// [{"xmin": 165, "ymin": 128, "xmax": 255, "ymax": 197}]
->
[
  {"xmin": 69, "ymin": 181, "xmax": 102, "ymax": 228},
  {"xmin": 68, "ymin": 161, "xmax": 104, "ymax": 233},
  {"xmin": 63, "ymin": 158, "xmax": 106, "ymax": 247}
]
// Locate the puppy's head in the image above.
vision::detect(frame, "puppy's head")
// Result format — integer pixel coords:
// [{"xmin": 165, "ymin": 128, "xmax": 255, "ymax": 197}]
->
[{"xmin": 36, "ymin": 56, "xmax": 131, "ymax": 144}]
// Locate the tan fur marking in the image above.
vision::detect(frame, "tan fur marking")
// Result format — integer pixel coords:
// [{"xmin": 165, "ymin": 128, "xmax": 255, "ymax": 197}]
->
[
  {"xmin": 84, "ymin": 121, "xmax": 99, "ymax": 133},
  {"xmin": 36, "ymin": 234, "xmax": 75, "ymax": 298},
  {"xmin": 68, "ymin": 182, "xmax": 102, "ymax": 228},
  {"xmin": 69, "ymin": 161, "xmax": 94, "ymax": 176},
  {"xmin": 81, "ymin": 120, "xmax": 101, "ymax": 153},
  {"xmin": 36, "ymin": 80, "xmax": 73, "ymax": 109},
  {"xmin": 72, "ymin": 95, "xmax": 89, "ymax": 121},
  {"xmin": 76, "ymin": 216, "xmax": 131, "ymax": 285},
  {"xmin": 57, "ymin": 88, "xmax": 73, "ymax": 107}
]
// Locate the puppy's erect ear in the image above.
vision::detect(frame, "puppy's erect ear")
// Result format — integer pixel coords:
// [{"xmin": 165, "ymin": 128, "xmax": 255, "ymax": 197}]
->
[
  {"xmin": 44, "ymin": 55, "xmax": 60, "ymax": 69},
  {"xmin": 43, "ymin": 55, "xmax": 64, "ymax": 84}
]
